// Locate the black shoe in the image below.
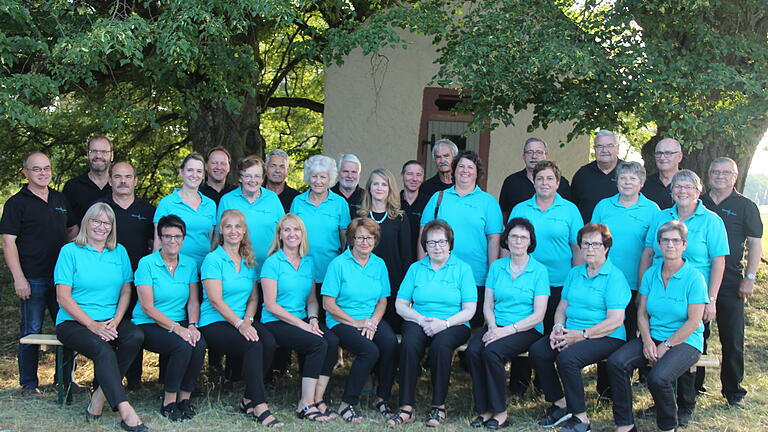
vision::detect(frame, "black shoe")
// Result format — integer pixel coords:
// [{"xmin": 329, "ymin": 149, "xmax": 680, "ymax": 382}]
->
[
  {"xmin": 21, "ymin": 385, "xmax": 43, "ymax": 398},
  {"xmin": 538, "ymin": 405, "xmax": 571, "ymax": 428},
  {"xmin": 125, "ymin": 379, "xmax": 142, "ymax": 391},
  {"xmin": 160, "ymin": 401, "xmax": 188, "ymax": 422},
  {"xmin": 177, "ymin": 399, "xmax": 197, "ymax": 418},
  {"xmin": 469, "ymin": 415, "xmax": 487, "ymax": 428},
  {"xmin": 677, "ymin": 409, "xmax": 692, "ymax": 427},
  {"xmin": 727, "ymin": 397, "xmax": 745, "ymax": 409},
  {"xmin": 484, "ymin": 418, "xmax": 510, "ymax": 430},
  {"xmin": 558, "ymin": 416, "xmax": 591, "ymax": 432},
  {"xmin": 119, "ymin": 421, "xmax": 148, "ymax": 432}
]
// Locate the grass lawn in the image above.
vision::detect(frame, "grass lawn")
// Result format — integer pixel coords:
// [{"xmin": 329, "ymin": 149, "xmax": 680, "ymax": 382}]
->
[{"xmin": 1, "ymin": 273, "xmax": 767, "ymax": 431}]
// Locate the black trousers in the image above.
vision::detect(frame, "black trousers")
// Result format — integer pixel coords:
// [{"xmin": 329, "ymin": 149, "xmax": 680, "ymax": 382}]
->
[
  {"xmin": 398, "ymin": 320, "xmax": 470, "ymax": 406},
  {"xmin": 596, "ymin": 290, "xmax": 639, "ymax": 398},
  {"xmin": 508, "ymin": 285, "xmax": 562, "ymax": 396},
  {"xmin": 264, "ymin": 320, "xmax": 337, "ymax": 378},
  {"xmin": 384, "ymin": 294, "xmax": 404, "ymax": 334},
  {"xmin": 470, "ymin": 286, "xmax": 486, "ymax": 328},
  {"xmin": 608, "ymin": 338, "xmax": 700, "ymax": 430},
  {"xmin": 199, "ymin": 320, "xmax": 275, "ymax": 404},
  {"xmin": 466, "ymin": 327, "xmax": 540, "ymax": 414},
  {"xmin": 529, "ymin": 334, "xmax": 624, "ymax": 414},
  {"xmin": 716, "ymin": 285, "xmax": 746, "ymax": 401},
  {"xmin": 138, "ymin": 322, "xmax": 207, "ymax": 393},
  {"xmin": 56, "ymin": 319, "xmax": 143, "ymax": 407},
  {"xmin": 332, "ymin": 321, "xmax": 399, "ymax": 405}
]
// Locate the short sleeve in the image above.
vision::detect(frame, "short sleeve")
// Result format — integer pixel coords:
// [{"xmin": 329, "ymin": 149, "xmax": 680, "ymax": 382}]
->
[
  {"xmin": 561, "ymin": 267, "xmax": 579, "ymax": 300},
  {"xmin": 378, "ymin": 262, "xmax": 391, "ymax": 299},
  {"xmin": 338, "ymin": 201, "xmax": 351, "ymax": 230},
  {"xmin": 259, "ymin": 255, "xmax": 279, "ymax": 281},
  {"xmin": 591, "ymin": 200, "xmax": 606, "ymax": 224},
  {"xmin": 0, "ymin": 196, "xmax": 22, "ymax": 235},
  {"xmin": 200, "ymin": 254, "xmax": 222, "ymax": 280},
  {"xmin": 204, "ymin": 198, "xmax": 217, "ymax": 227},
  {"xmin": 153, "ymin": 196, "xmax": 170, "ymax": 223},
  {"xmin": 568, "ymin": 206, "xmax": 583, "ymax": 245},
  {"xmin": 319, "ymin": 258, "xmax": 342, "ymax": 298},
  {"xmin": 744, "ymin": 200, "xmax": 763, "ymax": 238},
  {"xmin": 53, "ymin": 244, "xmax": 76, "ymax": 286},
  {"xmin": 484, "ymin": 197, "xmax": 504, "ymax": 235},
  {"xmin": 605, "ymin": 269, "xmax": 631, "ymax": 309},
  {"xmin": 485, "ymin": 260, "xmax": 501, "ymax": 291},
  {"xmin": 215, "ymin": 196, "xmax": 226, "ymax": 224},
  {"xmin": 706, "ymin": 215, "xmax": 730, "ymax": 258},
  {"xmin": 645, "ymin": 213, "xmax": 663, "ymax": 248},
  {"xmin": 459, "ymin": 263, "xmax": 478, "ymax": 302},
  {"xmin": 686, "ymin": 270, "xmax": 709, "ymax": 305},
  {"xmin": 119, "ymin": 246, "xmax": 133, "ymax": 284},
  {"xmin": 420, "ymin": 194, "xmax": 439, "ymax": 226},
  {"xmin": 134, "ymin": 257, "xmax": 153, "ymax": 287},
  {"xmin": 397, "ymin": 264, "xmax": 417, "ymax": 301},
  {"xmin": 533, "ymin": 263, "xmax": 551, "ymax": 296},
  {"xmin": 638, "ymin": 269, "xmax": 653, "ymax": 296}
]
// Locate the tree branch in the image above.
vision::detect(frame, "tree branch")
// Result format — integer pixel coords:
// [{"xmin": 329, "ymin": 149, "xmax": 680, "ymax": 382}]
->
[{"xmin": 266, "ymin": 97, "xmax": 324, "ymax": 113}]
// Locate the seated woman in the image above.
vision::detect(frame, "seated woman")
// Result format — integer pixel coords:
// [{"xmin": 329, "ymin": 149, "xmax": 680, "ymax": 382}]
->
[
  {"xmin": 607, "ymin": 221, "xmax": 708, "ymax": 432},
  {"xmin": 132, "ymin": 215, "xmax": 207, "ymax": 421},
  {"xmin": 529, "ymin": 223, "xmax": 630, "ymax": 432},
  {"xmin": 261, "ymin": 214, "xmax": 339, "ymax": 422},
  {"xmin": 465, "ymin": 217, "xmax": 549, "ymax": 429},
  {"xmin": 322, "ymin": 217, "xmax": 399, "ymax": 422},
  {"xmin": 388, "ymin": 219, "xmax": 477, "ymax": 427},
  {"xmin": 54, "ymin": 202, "xmax": 146, "ymax": 432},
  {"xmin": 198, "ymin": 209, "xmax": 281, "ymax": 427}
]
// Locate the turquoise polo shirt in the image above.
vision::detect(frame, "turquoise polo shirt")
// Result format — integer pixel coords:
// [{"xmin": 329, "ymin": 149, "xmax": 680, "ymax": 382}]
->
[
  {"xmin": 509, "ymin": 194, "xmax": 583, "ymax": 286},
  {"xmin": 259, "ymin": 250, "xmax": 315, "ymax": 324},
  {"xmin": 217, "ymin": 187, "xmax": 285, "ymax": 278},
  {"xmin": 420, "ymin": 186, "xmax": 503, "ymax": 286},
  {"xmin": 54, "ymin": 242, "xmax": 133, "ymax": 325},
  {"xmin": 644, "ymin": 200, "xmax": 729, "ymax": 286},
  {"xmin": 592, "ymin": 194, "xmax": 660, "ymax": 290},
  {"xmin": 199, "ymin": 246, "xmax": 258, "ymax": 326},
  {"xmin": 561, "ymin": 259, "xmax": 631, "ymax": 340},
  {"xmin": 321, "ymin": 249, "xmax": 391, "ymax": 329},
  {"xmin": 154, "ymin": 189, "xmax": 217, "ymax": 270},
  {"xmin": 397, "ymin": 255, "xmax": 477, "ymax": 325},
  {"xmin": 290, "ymin": 190, "xmax": 351, "ymax": 282},
  {"xmin": 131, "ymin": 251, "xmax": 200, "ymax": 325},
  {"xmin": 640, "ymin": 261, "xmax": 709, "ymax": 352},
  {"xmin": 486, "ymin": 256, "xmax": 550, "ymax": 333}
]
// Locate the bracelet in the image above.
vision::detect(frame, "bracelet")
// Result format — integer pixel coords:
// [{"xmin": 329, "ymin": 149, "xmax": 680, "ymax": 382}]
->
[
  {"xmin": 168, "ymin": 323, "xmax": 178, "ymax": 333},
  {"xmin": 188, "ymin": 322, "xmax": 197, "ymax": 327},
  {"xmin": 246, "ymin": 315, "xmax": 254, "ymax": 322},
  {"xmin": 234, "ymin": 319, "xmax": 244, "ymax": 329},
  {"xmin": 445, "ymin": 319, "xmax": 450, "ymax": 329},
  {"xmin": 553, "ymin": 322, "xmax": 564, "ymax": 329},
  {"xmin": 308, "ymin": 316, "xmax": 318, "ymax": 322},
  {"xmin": 512, "ymin": 323, "xmax": 519, "ymax": 333}
]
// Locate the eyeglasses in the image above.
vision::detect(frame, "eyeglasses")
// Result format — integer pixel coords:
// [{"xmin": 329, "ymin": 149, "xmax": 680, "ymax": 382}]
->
[
  {"xmin": 508, "ymin": 234, "xmax": 530, "ymax": 242},
  {"xmin": 160, "ymin": 234, "xmax": 184, "ymax": 243},
  {"xmin": 523, "ymin": 150, "xmax": 546, "ymax": 156},
  {"xmin": 27, "ymin": 166, "xmax": 52, "ymax": 173},
  {"xmin": 241, "ymin": 174, "xmax": 263, "ymax": 181},
  {"xmin": 88, "ymin": 149, "xmax": 112, "ymax": 156},
  {"xmin": 426, "ymin": 239, "xmax": 448, "ymax": 248},
  {"xmin": 709, "ymin": 170, "xmax": 736, "ymax": 177},
  {"xmin": 659, "ymin": 238, "xmax": 683, "ymax": 246},
  {"xmin": 672, "ymin": 184, "xmax": 697, "ymax": 191},
  {"xmin": 89, "ymin": 219, "xmax": 113, "ymax": 228},
  {"xmin": 654, "ymin": 150, "xmax": 680, "ymax": 158},
  {"xmin": 580, "ymin": 241, "xmax": 603, "ymax": 249},
  {"xmin": 354, "ymin": 235, "xmax": 375, "ymax": 243},
  {"xmin": 595, "ymin": 143, "xmax": 617, "ymax": 150}
]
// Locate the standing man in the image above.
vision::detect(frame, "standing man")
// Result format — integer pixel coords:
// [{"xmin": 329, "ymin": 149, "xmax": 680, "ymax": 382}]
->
[
  {"xmin": 265, "ymin": 149, "xmax": 301, "ymax": 213},
  {"xmin": 331, "ymin": 153, "xmax": 365, "ymax": 219},
  {"xmin": 702, "ymin": 157, "xmax": 762, "ymax": 409},
  {"xmin": 642, "ymin": 137, "xmax": 683, "ymax": 209},
  {"xmin": 1, "ymin": 152, "xmax": 78, "ymax": 396},
  {"xmin": 498, "ymin": 137, "xmax": 572, "ymax": 221},
  {"xmin": 570, "ymin": 129, "xmax": 624, "ymax": 222},
  {"xmin": 100, "ymin": 161, "xmax": 156, "ymax": 389},
  {"xmin": 62, "ymin": 135, "xmax": 113, "ymax": 222},
  {"xmin": 199, "ymin": 146, "xmax": 236, "ymax": 205},
  {"xmin": 419, "ymin": 138, "xmax": 457, "ymax": 200},
  {"xmin": 400, "ymin": 160, "xmax": 428, "ymax": 261}
]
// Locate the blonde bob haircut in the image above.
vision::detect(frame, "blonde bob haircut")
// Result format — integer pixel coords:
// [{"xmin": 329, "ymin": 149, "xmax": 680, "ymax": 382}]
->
[
  {"xmin": 267, "ymin": 214, "xmax": 310, "ymax": 258},
  {"xmin": 75, "ymin": 202, "xmax": 118, "ymax": 250},
  {"xmin": 213, "ymin": 209, "xmax": 256, "ymax": 268},
  {"xmin": 358, "ymin": 168, "xmax": 404, "ymax": 220}
]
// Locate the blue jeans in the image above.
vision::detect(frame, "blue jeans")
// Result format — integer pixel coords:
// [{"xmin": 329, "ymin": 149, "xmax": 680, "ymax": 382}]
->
[{"xmin": 18, "ymin": 277, "xmax": 59, "ymax": 387}]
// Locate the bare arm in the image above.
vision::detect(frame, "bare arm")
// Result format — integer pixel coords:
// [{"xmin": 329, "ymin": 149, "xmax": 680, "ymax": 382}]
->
[
  {"xmin": 395, "ymin": 297, "xmax": 426, "ymax": 325},
  {"xmin": 137, "ymin": 284, "xmax": 178, "ymax": 330},
  {"xmin": 571, "ymin": 244, "xmax": 584, "ymax": 267},
  {"xmin": 152, "ymin": 222, "xmax": 161, "ymax": 252},
  {"xmin": 417, "ymin": 226, "xmax": 426, "ymax": 260},
  {"xmin": 112, "ymin": 282, "xmax": 132, "ymax": 324},
  {"xmin": 66, "ymin": 225, "xmax": 79, "ymax": 241},
  {"xmin": 202, "ymin": 278, "xmax": 243, "ymax": 326},
  {"xmin": 339, "ymin": 228, "xmax": 347, "ymax": 250},
  {"xmin": 703, "ymin": 255, "xmax": 725, "ymax": 322},
  {"xmin": 187, "ymin": 282, "xmax": 201, "ymax": 324},
  {"xmin": 483, "ymin": 288, "xmax": 497, "ymax": 328},
  {"xmin": 2, "ymin": 234, "xmax": 30, "ymax": 299},
  {"xmin": 638, "ymin": 247, "xmax": 655, "ymax": 284},
  {"xmin": 323, "ymin": 296, "xmax": 366, "ymax": 328},
  {"xmin": 262, "ymin": 277, "xmax": 313, "ymax": 328},
  {"xmin": 487, "ymin": 233, "xmax": 500, "ymax": 266},
  {"xmin": 740, "ymin": 237, "xmax": 762, "ymax": 299}
]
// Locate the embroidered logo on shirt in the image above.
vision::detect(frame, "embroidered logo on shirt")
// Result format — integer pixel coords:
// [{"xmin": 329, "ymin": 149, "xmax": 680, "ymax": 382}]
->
[{"xmin": 131, "ymin": 213, "xmax": 149, "ymax": 221}]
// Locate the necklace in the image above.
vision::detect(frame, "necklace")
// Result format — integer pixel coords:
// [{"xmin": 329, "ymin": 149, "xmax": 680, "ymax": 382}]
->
[{"xmin": 370, "ymin": 210, "xmax": 387, "ymax": 224}]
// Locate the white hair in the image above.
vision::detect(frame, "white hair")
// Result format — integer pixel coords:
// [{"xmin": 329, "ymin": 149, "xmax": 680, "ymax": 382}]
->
[
  {"xmin": 266, "ymin": 149, "xmax": 289, "ymax": 167},
  {"xmin": 304, "ymin": 155, "xmax": 338, "ymax": 185},
  {"xmin": 432, "ymin": 139, "xmax": 459, "ymax": 159},
  {"xmin": 337, "ymin": 153, "xmax": 361, "ymax": 171},
  {"xmin": 594, "ymin": 129, "xmax": 616, "ymax": 144}
]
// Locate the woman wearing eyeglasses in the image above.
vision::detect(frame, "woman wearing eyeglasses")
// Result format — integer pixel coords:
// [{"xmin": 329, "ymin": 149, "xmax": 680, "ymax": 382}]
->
[
  {"xmin": 132, "ymin": 215, "xmax": 206, "ymax": 422},
  {"xmin": 608, "ymin": 221, "xmax": 708, "ymax": 432},
  {"xmin": 388, "ymin": 219, "xmax": 477, "ymax": 427},
  {"xmin": 322, "ymin": 217, "xmax": 399, "ymax": 422},
  {"xmin": 528, "ymin": 224, "xmax": 630, "ymax": 432}
]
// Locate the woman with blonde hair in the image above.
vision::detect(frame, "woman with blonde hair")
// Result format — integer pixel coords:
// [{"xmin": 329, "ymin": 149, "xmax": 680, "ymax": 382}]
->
[
  {"xmin": 261, "ymin": 214, "xmax": 339, "ymax": 422},
  {"xmin": 357, "ymin": 168, "xmax": 412, "ymax": 332},
  {"xmin": 198, "ymin": 209, "xmax": 281, "ymax": 427}
]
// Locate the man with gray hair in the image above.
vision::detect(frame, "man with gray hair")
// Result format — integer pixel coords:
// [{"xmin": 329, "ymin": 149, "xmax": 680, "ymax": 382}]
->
[
  {"xmin": 701, "ymin": 157, "xmax": 763, "ymax": 409},
  {"xmin": 419, "ymin": 138, "xmax": 458, "ymax": 200},
  {"xmin": 331, "ymin": 153, "xmax": 365, "ymax": 219},
  {"xmin": 570, "ymin": 129, "xmax": 624, "ymax": 222},
  {"xmin": 642, "ymin": 138, "xmax": 683, "ymax": 209},
  {"xmin": 265, "ymin": 149, "xmax": 301, "ymax": 213}
]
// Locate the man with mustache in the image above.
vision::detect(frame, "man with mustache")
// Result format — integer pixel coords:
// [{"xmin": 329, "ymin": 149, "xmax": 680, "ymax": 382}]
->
[
  {"xmin": 199, "ymin": 146, "xmax": 236, "ymax": 206},
  {"xmin": 331, "ymin": 153, "xmax": 365, "ymax": 219},
  {"xmin": 419, "ymin": 139, "xmax": 458, "ymax": 201},
  {"xmin": 63, "ymin": 135, "xmax": 114, "ymax": 223},
  {"xmin": 570, "ymin": 130, "xmax": 624, "ymax": 223}
]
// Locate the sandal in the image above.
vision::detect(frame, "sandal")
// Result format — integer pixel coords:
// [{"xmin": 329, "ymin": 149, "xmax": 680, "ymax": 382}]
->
[
  {"xmin": 425, "ymin": 406, "xmax": 446, "ymax": 427},
  {"xmin": 339, "ymin": 404, "xmax": 363, "ymax": 423},
  {"xmin": 248, "ymin": 408, "xmax": 284, "ymax": 428},
  {"xmin": 388, "ymin": 408, "xmax": 415, "ymax": 426},
  {"xmin": 296, "ymin": 404, "xmax": 327, "ymax": 422},
  {"xmin": 469, "ymin": 415, "xmax": 487, "ymax": 428},
  {"xmin": 314, "ymin": 400, "xmax": 338, "ymax": 420},
  {"xmin": 375, "ymin": 400, "xmax": 393, "ymax": 417}
]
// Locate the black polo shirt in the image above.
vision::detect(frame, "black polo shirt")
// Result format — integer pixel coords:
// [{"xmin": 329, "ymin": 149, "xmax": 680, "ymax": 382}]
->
[
  {"xmin": 701, "ymin": 190, "xmax": 763, "ymax": 286},
  {"xmin": 0, "ymin": 186, "xmax": 76, "ymax": 278},
  {"xmin": 199, "ymin": 182, "xmax": 236, "ymax": 206},
  {"xmin": 98, "ymin": 195, "xmax": 156, "ymax": 270},
  {"xmin": 400, "ymin": 189, "xmax": 431, "ymax": 261},
  {"xmin": 498, "ymin": 169, "xmax": 572, "ymax": 216},
  {"xmin": 570, "ymin": 159, "xmax": 623, "ymax": 223},
  {"xmin": 419, "ymin": 174, "xmax": 453, "ymax": 203},
  {"xmin": 331, "ymin": 184, "xmax": 365, "ymax": 219},
  {"xmin": 277, "ymin": 185, "xmax": 301, "ymax": 214},
  {"xmin": 62, "ymin": 172, "xmax": 112, "ymax": 223},
  {"xmin": 641, "ymin": 172, "xmax": 674, "ymax": 210}
]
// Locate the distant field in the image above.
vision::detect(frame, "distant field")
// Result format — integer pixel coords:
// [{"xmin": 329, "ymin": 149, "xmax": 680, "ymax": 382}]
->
[{"xmin": 762, "ymin": 213, "xmax": 768, "ymax": 259}]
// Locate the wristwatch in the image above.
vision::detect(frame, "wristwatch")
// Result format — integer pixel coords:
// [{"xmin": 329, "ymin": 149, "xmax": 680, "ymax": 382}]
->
[
  {"xmin": 746, "ymin": 273, "xmax": 756, "ymax": 280},
  {"xmin": 582, "ymin": 329, "xmax": 590, "ymax": 340},
  {"xmin": 663, "ymin": 340, "xmax": 672, "ymax": 349}
]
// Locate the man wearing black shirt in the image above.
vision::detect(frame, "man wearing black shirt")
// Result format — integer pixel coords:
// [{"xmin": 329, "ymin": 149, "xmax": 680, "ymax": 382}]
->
[
  {"xmin": 1, "ymin": 152, "xmax": 78, "ymax": 396},
  {"xmin": 570, "ymin": 129, "xmax": 623, "ymax": 222},
  {"xmin": 265, "ymin": 149, "xmax": 301, "ymax": 213},
  {"xmin": 419, "ymin": 138, "xmax": 457, "ymax": 200},
  {"xmin": 400, "ymin": 160, "xmax": 429, "ymax": 261},
  {"xmin": 62, "ymin": 135, "xmax": 113, "ymax": 223},
  {"xmin": 499, "ymin": 137, "xmax": 572, "ymax": 221},
  {"xmin": 199, "ymin": 146, "xmax": 236, "ymax": 205},
  {"xmin": 701, "ymin": 157, "xmax": 763, "ymax": 408},
  {"xmin": 642, "ymin": 138, "xmax": 682, "ymax": 209},
  {"xmin": 331, "ymin": 153, "xmax": 365, "ymax": 219}
]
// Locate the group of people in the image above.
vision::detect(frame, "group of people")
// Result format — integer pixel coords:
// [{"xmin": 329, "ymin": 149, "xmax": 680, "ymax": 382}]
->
[{"xmin": 0, "ymin": 131, "xmax": 762, "ymax": 432}]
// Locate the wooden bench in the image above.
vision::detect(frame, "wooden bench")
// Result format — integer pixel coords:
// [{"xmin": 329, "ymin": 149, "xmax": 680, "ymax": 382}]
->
[{"xmin": 19, "ymin": 334, "xmax": 75, "ymax": 405}]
